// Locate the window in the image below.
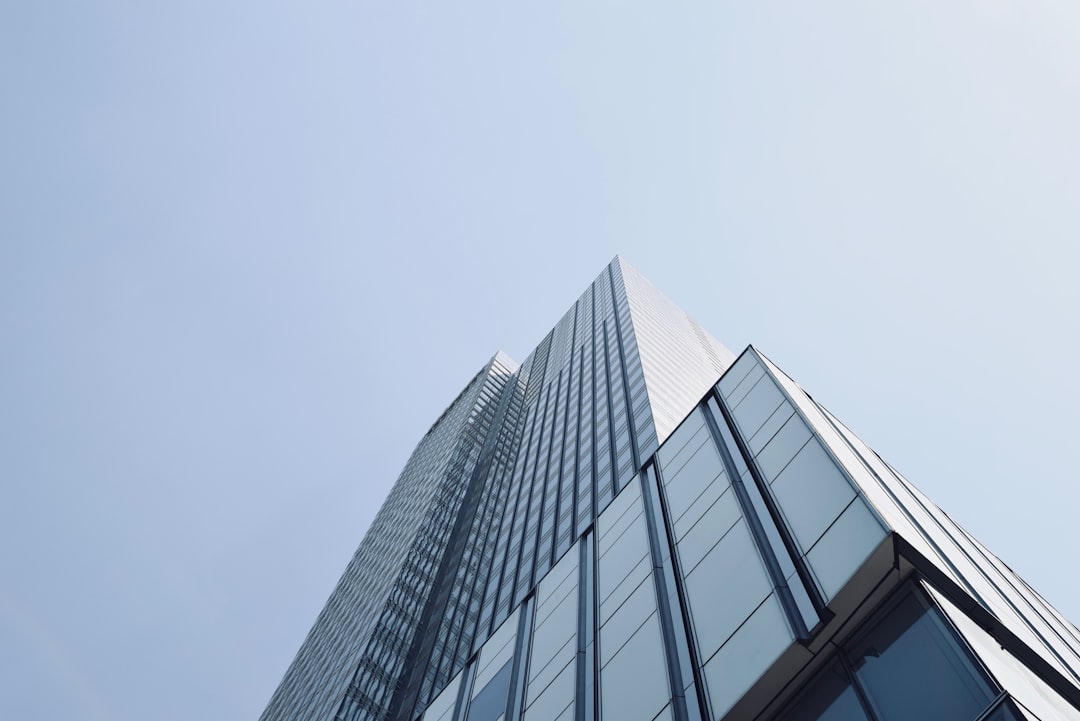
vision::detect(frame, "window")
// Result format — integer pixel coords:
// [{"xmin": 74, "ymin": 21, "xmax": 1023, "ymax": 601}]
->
[{"xmin": 777, "ymin": 585, "xmax": 999, "ymax": 721}]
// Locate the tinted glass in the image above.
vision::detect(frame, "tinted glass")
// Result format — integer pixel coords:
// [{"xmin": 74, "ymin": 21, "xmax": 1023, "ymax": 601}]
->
[
  {"xmin": 777, "ymin": 661, "xmax": 869, "ymax": 721},
  {"xmin": 847, "ymin": 592, "xmax": 995, "ymax": 721},
  {"xmin": 468, "ymin": 658, "xmax": 512, "ymax": 721}
]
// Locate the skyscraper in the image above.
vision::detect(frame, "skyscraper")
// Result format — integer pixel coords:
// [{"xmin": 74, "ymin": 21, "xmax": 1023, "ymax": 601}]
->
[{"xmin": 263, "ymin": 257, "xmax": 1080, "ymax": 721}]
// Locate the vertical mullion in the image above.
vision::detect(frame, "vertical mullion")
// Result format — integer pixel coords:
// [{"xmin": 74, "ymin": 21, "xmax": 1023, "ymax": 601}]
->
[{"xmin": 702, "ymin": 395, "xmax": 812, "ymax": 642}]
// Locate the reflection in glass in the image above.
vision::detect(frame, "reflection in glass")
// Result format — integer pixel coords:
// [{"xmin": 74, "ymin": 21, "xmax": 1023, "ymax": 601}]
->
[
  {"xmin": 773, "ymin": 587, "xmax": 1004, "ymax": 721},
  {"xmin": 980, "ymin": 698, "xmax": 1026, "ymax": 721},
  {"xmin": 846, "ymin": 591, "xmax": 995, "ymax": 721},
  {"xmin": 468, "ymin": 659, "xmax": 512, "ymax": 721},
  {"xmin": 777, "ymin": 661, "xmax": 869, "ymax": 721}
]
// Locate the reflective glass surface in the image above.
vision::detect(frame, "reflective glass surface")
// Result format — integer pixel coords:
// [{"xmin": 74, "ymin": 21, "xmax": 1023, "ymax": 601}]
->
[
  {"xmin": 468, "ymin": 659, "xmax": 512, "ymax": 721},
  {"xmin": 703, "ymin": 592, "xmax": 791, "ymax": 717},
  {"xmin": 776, "ymin": 661, "xmax": 869, "ymax": 721},
  {"xmin": 600, "ymin": 614, "xmax": 670, "ymax": 721},
  {"xmin": 769, "ymin": 439, "xmax": 855, "ymax": 551},
  {"xmin": 685, "ymin": 518, "xmax": 772, "ymax": 658},
  {"xmin": 265, "ymin": 263, "xmax": 1080, "ymax": 721},
  {"xmin": 846, "ymin": 590, "xmax": 995, "ymax": 721},
  {"xmin": 805, "ymin": 497, "xmax": 885, "ymax": 600}
]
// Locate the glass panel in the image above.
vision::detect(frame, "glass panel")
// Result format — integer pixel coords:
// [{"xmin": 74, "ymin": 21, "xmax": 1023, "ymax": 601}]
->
[
  {"xmin": 597, "ymin": 482, "xmax": 642, "ymax": 545},
  {"xmin": 597, "ymin": 502, "xmax": 644, "ymax": 553},
  {"xmin": 747, "ymin": 402, "xmax": 795, "ymax": 455},
  {"xmin": 662, "ymin": 446, "xmax": 726, "ymax": 528},
  {"xmin": 598, "ymin": 504, "xmax": 651, "ymax": 617},
  {"xmin": 524, "ymin": 658, "xmax": 575, "ymax": 721},
  {"xmin": 468, "ymin": 659, "xmax": 513, "ymax": 721},
  {"xmin": 702, "ymin": 592, "xmax": 792, "ymax": 718},
  {"xmin": 805, "ymin": 498, "xmax": 886, "ymax": 600},
  {"xmin": 684, "ymin": 518, "xmax": 772, "ymax": 659},
  {"xmin": 474, "ymin": 609, "xmax": 519, "ymax": 690},
  {"xmin": 675, "ymin": 487, "xmax": 741, "ymax": 573},
  {"xmin": 423, "ymin": 669, "xmax": 463, "ymax": 721},
  {"xmin": 982, "ymin": 699, "xmax": 1027, "ymax": 721},
  {"xmin": 535, "ymin": 574, "xmax": 577, "ymax": 630},
  {"xmin": 719, "ymin": 357, "xmax": 763, "ymax": 407},
  {"xmin": 600, "ymin": 614, "xmax": 670, "ymax": 721},
  {"xmin": 930, "ymin": 587, "xmax": 1080, "ymax": 721},
  {"xmin": 656, "ymin": 407, "xmax": 707, "ymax": 470},
  {"xmin": 600, "ymin": 576, "xmax": 657, "ymax": 666},
  {"xmin": 754, "ymin": 413, "xmax": 812, "ymax": 483},
  {"xmin": 664, "ymin": 440, "xmax": 725, "ymax": 501},
  {"xmin": 769, "ymin": 439, "xmax": 855, "ymax": 551},
  {"xmin": 529, "ymin": 592, "xmax": 577, "ymax": 687},
  {"xmin": 535, "ymin": 549, "xmax": 578, "ymax": 611},
  {"xmin": 670, "ymin": 464, "xmax": 729, "ymax": 540},
  {"xmin": 730, "ymin": 374, "xmax": 785, "ymax": 439},
  {"xmin": 776, "ymin": 660, "xmax": 869, "ymax": 721},
  {"xmin": 599, "ymin": 554, "xmax": 652, "ymax": 624},
  {"xmin": 846, "ymin": 591, "xmax": 995, "ymax": 721},
  {"xmin": 527, "ymin": 641, "xmax": 575, "ymax": 708}
]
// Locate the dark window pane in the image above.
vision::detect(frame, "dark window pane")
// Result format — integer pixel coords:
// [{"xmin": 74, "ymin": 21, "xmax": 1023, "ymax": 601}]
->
[
  {"xmin": 777, "ymin": 661, "xmax": 869, "ymax": 721},
  {"xmin": 846, "ymin": 591, "xmax": 995, "ymax": 721},
  {"xmin": 981, "ymin": 698, "xmax": 1025, "ymax": 721},
  {"xmin": 467, "ymin": 658, "xmax": 513, "ymax": 721}
]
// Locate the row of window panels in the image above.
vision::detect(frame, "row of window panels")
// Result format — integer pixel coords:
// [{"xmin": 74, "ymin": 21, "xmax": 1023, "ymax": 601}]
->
[
  {"xmin": 429, "ymin": 468, "xmax": 521, "ymax": 675},
  {"xmin": 776, "ymin": 584, "xmax": 1044, "ymax": 721},
  {"xmin": 271, "ymin": 521, "xmax": 458, "ymax": 721},
  {"xmin": 418, "ymin": 461, "xmax": 769, "ymax": 721},
  {"xmin": 744, "ymin": 346, "xmax": 1080, "ymax": 686},
  {"xmin": 337, "ymin": 472, "xmax": 499, "ymax": 718},
  {"xmin": 283, "ymin": 377, "xmax": 508, "ymax": 721},
  {"xmin": 489, "ymin": 420, "xmax": 633, "ymax": 616},
  {"xmin": 431, "ymin": 472, "xmax": 521, "ymax": 685},
  {"xmin": 711, "ymin": 349, "xmax": 1080, "ymax": 716},
  {"xmin": 436, "ymin": 405, "xmax": 544, "ymax": 686},
  {"xmin": 712, "ymin": 352, "xmax": 887, "ymax": 604},
  {"xmin": 420, "ymin": 546, "xmax": 1058, "ymax": 721},
  {"xmin": 414, "ymin": 350, "xmax": 663, "ymax": 716},
  {"xmin": 813, "ymin": 395, "xmax": 1080, "ymax": 685}
]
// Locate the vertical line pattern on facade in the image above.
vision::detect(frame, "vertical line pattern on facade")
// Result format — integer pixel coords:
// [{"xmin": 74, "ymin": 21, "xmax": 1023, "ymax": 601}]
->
[
  {"xmin": 266, "ymin": 259, "xmax": 1080, "ymax": 721},
  {"xmin": 589, "ymin": 283, "xmax": 601, "ymax": 536},
  {"xmin": 553, "ymin": 351, "xmax": 574, "ymax": 563},
  {"xmin": 601, "ymin": 319, "xmax": 619, "ymax": 501},
  {"xmin": 450, "ymin": 656, "xmax": 476, "ymax": 721},
  {"xmin": 474, "ymin": 380, "xmax": 525, "ymax": 646},
  {"xmin": 495, "ymin": 396, "xmax": 542, "ymax": 629},
  {"xmin": 637, "ymin": 467, "xmax": 692, "ymax": 721},
  {"xmin": 384, "ymin": 361, "xmax": 518, "ymax": 721},
  {"xmin": 606, "ymin": 263, "xmax": 641, "ymax": 472},
  {"xmin": 572, "ymin": 344, "xmax": 585, "ymax": 543},
  {"xmin": 337, "ymin": 362, "xmax": 515, "ymax": 721},
  {"xmin": 589, "ymin": 528, "xmax": 601, "ymax": 721},
  {"xmin": 704, "ymin": 393, "xmax": 813, "ymax": 641},
  {"xmin": 512, "ymin": 380, "xmax": 555, "ymax": 609},
  {"xmin": 504, "ymin": 595, "xmax": 534, "ymax": 721},
  {"xmin": 574, "ymin": 534, "xmax": 593, "ymax": 721},
  {"xmin": 649, "ymin": 460, "xmax": 714, "ymax": 721},
  {"xmin": 531, "ymin": 366, "xmax": 565, "ymax": 586},
  {"xmin": 553, "ymin": 302, "xmax": 580, "ymax": 560},
  {"xmin": 812, "ymin": 397, "xmax": 1080, "ymax": 681},
  {"xmin": 446, "ymin": 380, "xmax": 527, "ymax": 691}
]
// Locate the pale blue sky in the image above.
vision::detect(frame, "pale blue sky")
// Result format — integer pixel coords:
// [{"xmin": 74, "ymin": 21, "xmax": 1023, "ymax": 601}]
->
[{"xmin": 3, "ymin": 2, "xmax": 1080, "ymax": 719}]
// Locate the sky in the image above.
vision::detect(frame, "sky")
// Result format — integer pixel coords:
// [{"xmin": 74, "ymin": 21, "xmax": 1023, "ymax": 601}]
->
[{"xmin": 2, "ymin": 1, "xmax": 1080, "ymax": 719}]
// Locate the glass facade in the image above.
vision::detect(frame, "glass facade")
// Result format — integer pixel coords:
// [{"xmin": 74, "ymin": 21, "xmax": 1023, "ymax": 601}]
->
[{"xmin": 262, "ymin": 258, "xmax": 1080, "ymax": 721}]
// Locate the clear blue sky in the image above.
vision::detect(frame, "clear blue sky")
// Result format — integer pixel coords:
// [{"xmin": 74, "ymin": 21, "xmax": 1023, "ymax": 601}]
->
[{"xmin": 3, "ymin": 2, "xmax": 1079, "ymax": 719}]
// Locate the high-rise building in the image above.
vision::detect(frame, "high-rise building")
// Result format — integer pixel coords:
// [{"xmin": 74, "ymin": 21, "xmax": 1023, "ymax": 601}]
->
[{"xmin": 262, "ymin": 257, "xmax": 1080, "ymax": 721}]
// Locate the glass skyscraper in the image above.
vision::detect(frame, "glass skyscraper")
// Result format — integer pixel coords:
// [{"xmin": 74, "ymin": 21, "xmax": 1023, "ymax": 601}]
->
[{"xmin": 262, "ymin": 257, "xmax": 1080, "ymax": 721}]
